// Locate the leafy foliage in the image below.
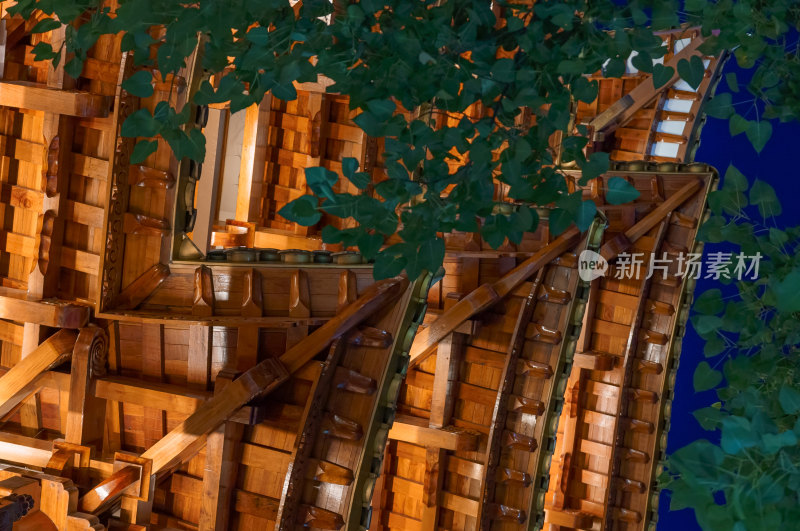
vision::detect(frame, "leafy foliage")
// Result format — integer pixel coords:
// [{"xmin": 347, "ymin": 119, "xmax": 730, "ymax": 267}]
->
[
  {"xmin": 12, "ymin": 0, "xmax": 800, "ymax": 281},
  {"xmin": 663, "ymin": 168, "xmax": 800, "ymax": 530}
]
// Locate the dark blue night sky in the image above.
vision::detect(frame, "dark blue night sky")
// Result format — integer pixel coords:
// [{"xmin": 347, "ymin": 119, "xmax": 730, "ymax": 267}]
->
[{"xmin": 657, "ymin": 57, "xmax": 800, "ymax": 529}]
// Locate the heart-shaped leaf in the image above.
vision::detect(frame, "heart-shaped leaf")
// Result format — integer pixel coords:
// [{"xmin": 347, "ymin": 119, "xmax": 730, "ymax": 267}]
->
[
  {"xmin": 704, "ymin": 93, "xmax": 732, "ymax": 119},
  {"xmin": 278, "ymin": 195, "xmax": 321, "ymax": 226},
  {"xmin": 677, "ymin": 55, "xmax": 705, "ymax": 89},
  {"xmin": 652, "ymin": 63, "xmax": 675, "ymax": 89},
  {"xmin": 605, "ymin": 177, "xmax": 641, "ymax": 205},
  {"xmin": 122, "ymin": 70, "xmax": 155, "ymax": 98},
  {"xmin": 694, "ymin": 361, "xmax": 722, "ymax": 392},
  {"xmin": 728, "ymin": 113, "xmax": 749, "ymax": 136},
  {"xmin": 130, "ymin": 140, "xmax": 158, "ymax": 164},
  {"xmin": 745, "ymin": 120, "xmax": 772, "ymax": 153}
]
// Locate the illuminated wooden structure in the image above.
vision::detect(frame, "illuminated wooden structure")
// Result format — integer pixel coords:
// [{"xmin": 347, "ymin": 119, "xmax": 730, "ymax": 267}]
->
[{"xmin": 0, "ymin": 7, "xmax": 723, "ymax": 531}]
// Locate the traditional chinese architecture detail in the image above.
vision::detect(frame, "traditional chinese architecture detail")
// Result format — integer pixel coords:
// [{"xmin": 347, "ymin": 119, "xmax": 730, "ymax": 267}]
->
[
  {"xmin": 100, "ymin": 55, "xmax": 137, "ymax": 313},
  {"xmin": 0, "ymin": 11, "xmax": 724, "ymax": 531}
]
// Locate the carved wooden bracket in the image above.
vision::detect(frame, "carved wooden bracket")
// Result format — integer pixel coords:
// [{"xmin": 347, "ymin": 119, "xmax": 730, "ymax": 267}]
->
[{"xmin": 192, "ymin": 265, "xmax": 215, "ymax": 317}]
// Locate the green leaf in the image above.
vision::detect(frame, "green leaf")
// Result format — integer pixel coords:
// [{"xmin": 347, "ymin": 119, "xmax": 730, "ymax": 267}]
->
[
  {"xmin": 122, "ymin": 70, "xmax": 154, "ymax": 98},
  {"xmin": 575, "ymin": 200, "xmax": 596, "ymax": 231},
  {"xmin": 693, "ymin": 406, "xmax": 724, "ymax": 431},
  {"xmin": 130, "ymin": 140, "xmax": 158, "ymax": 164},
  {"xmin": 31, "ymin": 42, "xmax": 59, "ymax": 63},
  {"xmin": 720, "ymin": 415, "xmax": 760, "ymax": 454},
  {"xmin": 346, "ymin": 171, "xmax": 371, "ymax": 190},
  {"xmin": 695, "ymin": 289, "xmax": 724, "ymax": 314},
  {"xmin": 341, "ymin": 157, "xmax": 359, "ymax": 178},
  {"xmin": 571, "ymin": 76, "xmax": 598, "ymax": 104},
  {"xmin": 278, "ymin": 195, "xmax": 321, "ymax": 226},
  {"xmin": 729, "ymin": 114, "xmax": 749, "ymax": 136},
  {"xmin": 652, "ymin": 63, "xmax": 675, "ymax": 89},
  {"xmin": 64, "ymin": 57, "xmax": 84, "ymax": 79},
  {"xmin": 749, "ymin": 179, "xmax": 782, "ymax": 218},
  {"xmin": 723, "ymin": 165, "xmax": 748, "ymax": 192},
  {"xmin": 578, "ymin": 151, "xmax": 610, "ymax": 184},
  {"xmin": 726, "ymin": 72, "xmax": 739, "ymax": 92},
  {"xmin": 685, "ymin": 0, "xmax": 707, "ymax": 11},
  {"xmin": 762, "ymin": 430, "xmax": 797, "ymax": 454},
  {"xmin": 677, "ymin": 56, "xmax": 705, "ymax": 90},
  {"xmin": 773, "ymin": 270, "xmax": 800, "ymax": 313},
  {"xmin": 605, "ymin": 177, "xmax": 640, "ymax": 205},
  {"xmin": 373, "ymin": 251, "xmax": 405, "ymax": 280},
  {"xmin": 407, "ymin": 237, "xmax": 445, "ymax": 279},
  {"xmin": 491, "ymin": 58, "xmax": 516, "ymax": 83},
  {"xmin": 481, "ymin": 215, "xmax": 508, "ymax": 249},
  {"xmin": 30, "ymin": 18, "xmax": 62, "ymax": 34},
  {"xmin": 704, "ymin": 93, "xmax": 733, "ymax": 119},
  {"xmin": 357, "ymin": 232, "xmax": 384, "ymax": 261},
  {"xmin": 694, "ymin": 361, "xmax": 722, "ymax": 392},
  {"xmin": 353, "ymin": 111, "xmax": 382, "ymax": 137},
  {"xmin": 121, "ymin": 109, "xmax": 159, "ymax": 138},
  {"xmin": 693, "ymin": 315, "xmax": 723, "ymax": 336},
  {"xmin": 548, "ymin": 207, "xmax": 573, "ymax": 236},
  {"xmin": 745, "ymin": 120, "xmax": 772, "ymax": 153},
  {"xmin": 631, "ymin": 50, "xmax": 653, "ymax": 73},
  {"xmin": 603, "ymin": 58, "xmax": 626, "ymax": 78},
  {"xmin": 703, "ymin": 335, "xmax": 726, "ymax": 357},
  {"xmin": 366, "ymin": 99, "xmax": 396, "ymax": 121},
  {"xmin": 305, "ymin": 166, "xmax": 338, "ymax": 201}
]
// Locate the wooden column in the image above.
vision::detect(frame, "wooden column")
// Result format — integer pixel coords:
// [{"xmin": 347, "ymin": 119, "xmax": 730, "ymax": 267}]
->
[
  {"xmin": 198, "ymin": 370, "xmax": 244, "ymax": 531},
  {"xmin": 20, "ymin": 24, "xmax": 75, "ymax": 433},
  {"xmin": 421, "ymin": 330, "xmax": 464, "ymax": 529},
  {"xmin": 141, "ymin": 323, "xmax": 166, "ymax": 448}
]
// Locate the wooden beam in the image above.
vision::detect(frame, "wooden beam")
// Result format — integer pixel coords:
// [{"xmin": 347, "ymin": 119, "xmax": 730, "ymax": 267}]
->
[
  {"xmin": 94, "ymin": 377, "xmax": 262, "ymax": 424},
  {"xmin": 0, "ymin": 293, "xmax": 89, "ymax": 328},
  {"xmin": 65, "ymin": 327, "xmax": 108, "ymax": 448},
  {"xmin": 388, "ymin": 417, "xmax": 478, "ymax": 452},
  {"xmin": 410, "ymin": 227, "xmax": 581, "ymax": 366},
  {"xmin": 0, "ymin": 330, "xmax": 77, "ymax": 418},
  {"xmin": 0, "ymin": 81, "xmax": 111, "ymax": 117},
  {"xmin": 599, "ymin": 179, "xmax": 701, "ymax": 260}
]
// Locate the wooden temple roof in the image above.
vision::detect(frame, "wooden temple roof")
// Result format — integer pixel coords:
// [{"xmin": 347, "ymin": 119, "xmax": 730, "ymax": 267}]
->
[{"xmin": 0, "ymin": 7, "xmax": 723, "ymax": 531}]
